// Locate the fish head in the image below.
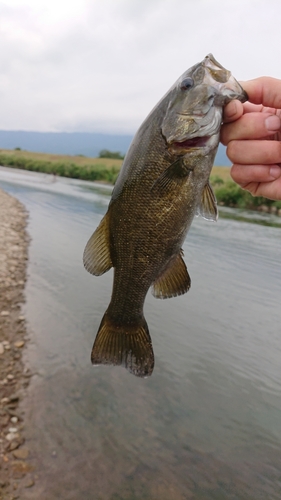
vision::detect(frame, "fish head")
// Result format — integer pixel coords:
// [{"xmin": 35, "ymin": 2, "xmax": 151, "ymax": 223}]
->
[{"xmin": 161, "ymin": 54, "xmax": 247, "ymax": 154}]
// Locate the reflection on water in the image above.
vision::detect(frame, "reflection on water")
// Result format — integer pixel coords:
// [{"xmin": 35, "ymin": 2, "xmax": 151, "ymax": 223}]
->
[
  {"xmin": 1, "ymin": 167, "xmax": 281, "ymax": 499},
  {"xmin": 219, "ymin": 205, "xmax": 281, "ymax": 228}
]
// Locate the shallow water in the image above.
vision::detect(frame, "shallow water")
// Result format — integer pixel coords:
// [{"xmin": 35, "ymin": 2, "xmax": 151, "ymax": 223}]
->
[{"xmin": 1, "ymin": 166, "xmax": 281, "ymax": 499}]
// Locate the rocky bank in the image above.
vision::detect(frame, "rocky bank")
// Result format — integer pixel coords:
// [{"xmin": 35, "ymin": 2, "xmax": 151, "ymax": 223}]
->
[{"xmin": 0, "ymin": 188, "xmax": 33, "ymax": 499}]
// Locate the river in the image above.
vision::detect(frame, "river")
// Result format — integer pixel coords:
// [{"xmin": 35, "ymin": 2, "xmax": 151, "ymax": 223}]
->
[{"xmin": 0, "ymin": 166, "xmax": 281, "ymax": 500}]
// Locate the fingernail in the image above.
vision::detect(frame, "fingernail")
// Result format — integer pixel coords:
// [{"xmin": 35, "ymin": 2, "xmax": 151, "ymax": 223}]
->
[
  {"xmin": 265, "ymin": 115, "xmax": 281, "ymax": 132},
  {"xmin": 269, "ymin": 165, "xmax": 281, "ymax": 178}
]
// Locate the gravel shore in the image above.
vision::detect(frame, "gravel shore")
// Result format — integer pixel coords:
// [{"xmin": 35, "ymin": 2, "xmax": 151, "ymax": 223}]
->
[{"xmin": 0, "ymin": 188, "xmax": 33, "ymax": 499}]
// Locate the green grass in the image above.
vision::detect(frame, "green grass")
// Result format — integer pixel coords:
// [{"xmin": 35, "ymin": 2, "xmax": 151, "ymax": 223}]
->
[
  {"xmin": 0, "ymin": 150, "xmax": 279, "ymax": 212},
  {"xmin": 210, "ymin": 167, "xmax": 281, "ymax": 211},
  {"xmin": 0, "ymin": 149, "xmax": 123, "ymax": 184}
]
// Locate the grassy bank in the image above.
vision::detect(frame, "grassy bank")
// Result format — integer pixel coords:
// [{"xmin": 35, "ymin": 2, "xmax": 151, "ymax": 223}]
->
[
  {"xmin": 210, "ymin": 168, "xmax": 281, "ymax": 213},
  {"xmin": 0, "ymin": 149, "xmax": 280, "ymax": 213},
  {"xmin": 0, "ymin": 149, "xmax": 122, "ymax": 184}
]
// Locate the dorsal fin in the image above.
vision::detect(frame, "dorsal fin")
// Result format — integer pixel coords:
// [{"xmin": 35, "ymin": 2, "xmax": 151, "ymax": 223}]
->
[
  {"xmin": 152, "ymin": 251, "xmax": 191, "ymax": 299},
  {"xmin": 83, "ymin": 212, "xmax": 113, "ymax": 276},
  {"xmin": 198, "ymin": 182, "xmax": 218, "ymax": 221}
]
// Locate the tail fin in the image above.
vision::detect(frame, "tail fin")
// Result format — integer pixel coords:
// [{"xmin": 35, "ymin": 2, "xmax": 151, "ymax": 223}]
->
[{"xmin": 91, "ymin": 311, "xmax": 154, "ymax": 377}]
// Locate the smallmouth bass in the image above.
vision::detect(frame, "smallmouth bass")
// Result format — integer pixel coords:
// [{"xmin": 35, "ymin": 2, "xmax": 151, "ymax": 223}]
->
[{"xmin": 84, "ymin": 54, "xmax": 247, "ymax": 377}]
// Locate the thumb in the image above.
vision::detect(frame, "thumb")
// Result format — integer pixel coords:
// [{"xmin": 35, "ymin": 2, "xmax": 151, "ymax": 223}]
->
[{"xmin": 243, "ymin": 77, "xmax": 281, "ymax": 109}]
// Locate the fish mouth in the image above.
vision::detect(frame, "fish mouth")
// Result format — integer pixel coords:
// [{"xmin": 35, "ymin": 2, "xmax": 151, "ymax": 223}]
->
[{"xmin": 170, "ymin": 136, "xmax": 210, "ymax": 151}]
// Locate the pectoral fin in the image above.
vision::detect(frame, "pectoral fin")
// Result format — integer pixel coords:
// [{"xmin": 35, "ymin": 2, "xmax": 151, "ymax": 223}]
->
[
  {"xmin": 152, "ymin": 158, "xmax": 192, "ymax": 194},
  {"xmin": 83, "ymin": 212, "xmax": 113, "ymax": 276},
  {"xmin": 152, "ymin": 251, "xmax": 191, "ymax": 299},
  {"xmin": 198, "ymin": 182, "xmax": 218, "ymax": 221}
]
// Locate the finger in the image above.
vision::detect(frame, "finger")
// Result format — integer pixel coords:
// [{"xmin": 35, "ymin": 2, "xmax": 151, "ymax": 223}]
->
[
  {"xmin": 231, "ymin": 164, "xmax": 281, "ymax": 185},
  {"xmin": 242, "ymin": 102, "xmax": 278, "ymax": 115},
  {"xmin": 242, "ymin": 77, "xmax": 281, "ymax": 109},
  {"xmin": 242, "ymin": 102, "xmax": 263, "ymax": 113},
  {"xmin": 233, "ymin": 177, "xmax": 281, "ymax": 200},
  {"xmin": 223, "ymin": 99, "xmax": 267, "ymax": 122},
  {"xmin": 220, "ymin": 112, "xmax": 281, "ymax": 144},
  {"xmin": 246, "ymin": 177, "xmax": 281, "ymax": 199},
  {"xmin": 227, "ymin": 140, "xmax": 281, "ymax": 165},
  {"xmin": 223, "ymin": 100, "xmax": 244, "ymax": 123},
  {"xmin": 231, "ymin": 164, "xmax": 281, "ymax": 200}
]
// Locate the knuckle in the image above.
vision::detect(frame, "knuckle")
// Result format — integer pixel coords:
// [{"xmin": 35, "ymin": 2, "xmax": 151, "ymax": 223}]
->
[{"xmin": 244, "ymin": 182, "xmax": 259, "ymax": 196}]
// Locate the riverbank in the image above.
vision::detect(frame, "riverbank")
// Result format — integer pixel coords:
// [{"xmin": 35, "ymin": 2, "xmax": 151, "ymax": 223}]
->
[
  {"xmin": 0, "ymin": 149, "xmax": 122, "ymax": 184},
  {"xmin": 1, "ymin": 148, "xmax": 281, "ymax": 214},
  {"xmin": 0, "ymin": 189, "xmax": 34, "ymax": 499}
]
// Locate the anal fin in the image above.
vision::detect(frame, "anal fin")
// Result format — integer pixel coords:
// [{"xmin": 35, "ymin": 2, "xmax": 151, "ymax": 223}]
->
[
  {"xmin": 152, "ymin": 251, "xmax": 191, "ymax": 299},
  {"xmin": 83, "ymin": 212, "xmax": 113, "ymax": 276}
]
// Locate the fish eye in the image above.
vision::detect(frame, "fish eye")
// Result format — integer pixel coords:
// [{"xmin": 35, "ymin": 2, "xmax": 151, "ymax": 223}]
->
[{"xmin": 180, "ymin": 77, "xmax": 194, "ymax": 90}]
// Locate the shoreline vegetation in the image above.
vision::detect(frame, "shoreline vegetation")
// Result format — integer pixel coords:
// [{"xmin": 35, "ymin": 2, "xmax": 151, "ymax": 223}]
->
[{"xmin": 1, "ymin": 148, "xmax": 281, "ymax": 215}]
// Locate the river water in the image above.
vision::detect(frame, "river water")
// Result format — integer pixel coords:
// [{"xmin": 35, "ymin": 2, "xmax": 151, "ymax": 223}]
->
[{"xmin": 0, "ymin": 166, "xmax": 281, "ymax": 500}]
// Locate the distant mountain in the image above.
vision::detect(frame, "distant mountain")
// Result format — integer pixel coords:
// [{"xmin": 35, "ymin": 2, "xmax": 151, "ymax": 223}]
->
[
  {"xmin": 0, "ymin": 131, "xmax": 133, "ymax": 158},
  {"xmin": 0, "ymin": 130, "xmax": 231, "ymax": 166}
]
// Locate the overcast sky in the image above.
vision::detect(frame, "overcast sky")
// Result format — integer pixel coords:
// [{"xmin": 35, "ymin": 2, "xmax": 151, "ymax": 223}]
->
[{"xmin": 1, "ymin": 0, "xmax": 281, "ymax": 134}]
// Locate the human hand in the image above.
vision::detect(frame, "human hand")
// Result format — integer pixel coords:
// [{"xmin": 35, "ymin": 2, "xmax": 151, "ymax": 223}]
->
[{"xmin": 220, "ymin": 77, "xmax": 281, "ymax": 200}]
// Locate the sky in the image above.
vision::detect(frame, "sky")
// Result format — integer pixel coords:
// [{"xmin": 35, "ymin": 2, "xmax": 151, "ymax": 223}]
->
[{"xmin": 1, "ymin": 0, "xmax": 281, "ymax": 134}]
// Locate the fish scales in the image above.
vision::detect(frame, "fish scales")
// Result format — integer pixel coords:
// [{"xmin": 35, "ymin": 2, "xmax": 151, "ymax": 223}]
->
[{"xmin": 83, "ymin": 54, "xmax": 247, "ymax": 377}]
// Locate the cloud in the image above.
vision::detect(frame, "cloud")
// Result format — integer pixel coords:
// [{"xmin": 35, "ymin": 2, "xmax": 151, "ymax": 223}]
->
[{"xmin": 0, "ymin": 0, "xmax": 281, "ymax": 133}]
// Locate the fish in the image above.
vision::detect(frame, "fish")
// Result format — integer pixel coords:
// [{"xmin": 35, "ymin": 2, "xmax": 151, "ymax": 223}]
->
[{"xmin": 83, "ymin": 54, "xmax": 247, "ymax": 378}]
